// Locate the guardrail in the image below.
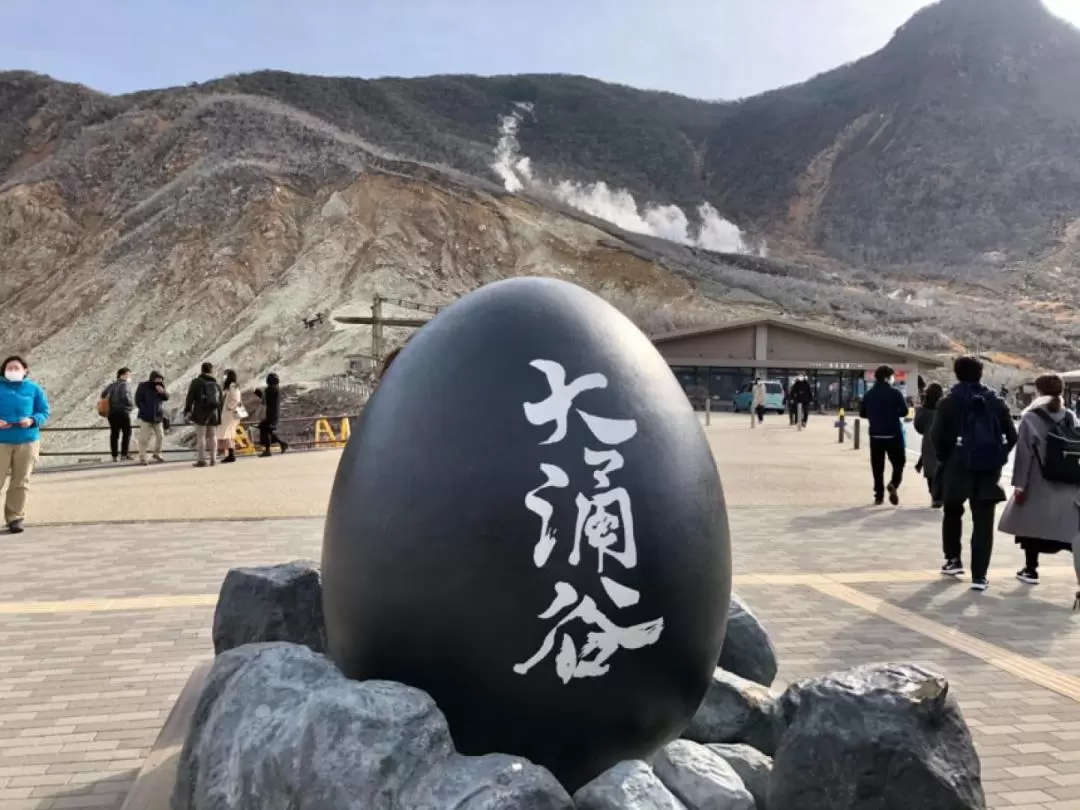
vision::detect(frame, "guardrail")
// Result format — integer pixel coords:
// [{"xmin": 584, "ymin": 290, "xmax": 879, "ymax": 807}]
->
[{"xmin": 38, "ymin": 414, "xmax": 359, "ymax": 459}]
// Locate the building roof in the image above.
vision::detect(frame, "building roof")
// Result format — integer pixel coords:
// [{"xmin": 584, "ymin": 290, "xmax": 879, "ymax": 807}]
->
[{"xmin": 651, "ymin": 316, "xmax": 946, "ymax": 367}]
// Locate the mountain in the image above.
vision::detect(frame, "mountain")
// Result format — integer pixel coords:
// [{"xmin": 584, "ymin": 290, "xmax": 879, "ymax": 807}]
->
[
  {"xmin": 6, "ymin": 0, "xmax": 1080, "ymax": 444},
  {"xmin": 150, "ymin": 0, "xmax": 1080, "ymax": 266}
]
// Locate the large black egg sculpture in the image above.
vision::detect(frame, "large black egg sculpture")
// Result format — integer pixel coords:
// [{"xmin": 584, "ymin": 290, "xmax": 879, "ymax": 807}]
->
[{"xmin": 322, "ymin": 277, "xmax": 731, "ymax": 790}]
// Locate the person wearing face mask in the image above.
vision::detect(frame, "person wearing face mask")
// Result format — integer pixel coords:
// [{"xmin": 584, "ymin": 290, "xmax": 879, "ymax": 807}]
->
[{"xmin": 0, "ymin": 356, "xmax": 50, "ymax": 534}]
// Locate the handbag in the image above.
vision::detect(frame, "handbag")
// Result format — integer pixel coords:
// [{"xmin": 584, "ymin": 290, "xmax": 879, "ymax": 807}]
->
[{"xmin": 234, "ymin": 405, "xmax": 249, "ymax": 420}]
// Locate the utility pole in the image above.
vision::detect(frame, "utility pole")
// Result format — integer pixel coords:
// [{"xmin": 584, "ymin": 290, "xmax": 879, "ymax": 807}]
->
[{"xmin": 371, "ymin": 294, "xmax": 384, "ymax": 373}]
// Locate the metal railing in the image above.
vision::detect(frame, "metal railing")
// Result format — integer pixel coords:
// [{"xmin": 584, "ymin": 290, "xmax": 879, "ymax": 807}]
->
[{"xmin": 37, "ymin": 414, "xmax": 360, "ymax": 459}]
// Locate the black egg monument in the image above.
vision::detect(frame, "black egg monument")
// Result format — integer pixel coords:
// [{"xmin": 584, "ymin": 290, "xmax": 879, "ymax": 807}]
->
[{"xmin": 322, "ymin": 277, "xmax": 732, "ymax": 790}]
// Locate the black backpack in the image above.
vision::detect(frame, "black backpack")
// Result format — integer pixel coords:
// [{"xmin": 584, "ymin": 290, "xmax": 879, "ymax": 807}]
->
[
  {"xmin": 1033, "ymin": 410, "xmax": 1080, "ymax": 485},
  {"xmin": 201, "ymin": 379, "xmax": 222, "ymax": 414},
  {"xmin": 960, "ymin": 391, "xmax": 1007, "ymax": 473}
]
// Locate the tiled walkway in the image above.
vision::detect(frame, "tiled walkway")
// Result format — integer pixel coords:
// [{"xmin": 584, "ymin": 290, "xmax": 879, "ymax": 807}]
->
[{"xmin": 2, "ymin": 415, "xmax": 1079, "ymax": 808}]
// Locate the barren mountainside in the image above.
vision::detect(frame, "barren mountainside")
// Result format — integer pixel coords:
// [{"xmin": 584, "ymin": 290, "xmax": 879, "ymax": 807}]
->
[{"xmin": 4, "ymin": 0, "xmax": 1080, "ymax": 438}]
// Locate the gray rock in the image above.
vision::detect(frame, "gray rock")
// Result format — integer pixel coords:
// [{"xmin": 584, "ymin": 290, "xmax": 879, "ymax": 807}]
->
[
  {"xmin": 769, "ymin": 663, "xmax": 986, "ymax": 810},
  {"xmin": 718, "ymin": 594, "xmax": 777, "ymax": 687},
  {"xmin": 173, "ymin": 642, "xmax": 455, "ymax": 810},
  {"xmin": 403, "ymin": 753, "xmax": 573, "ymax": 809},
  {"xmin": 654, "ymin": 741, "xmax": 755, "ymax": 810},
  {"xmin": 705, "ymin": 745, "xmax": 772, "ymax": 810},
  {"xmin": 212, "ymin": 561, "xmax": 326, "ymax": 655},
  {"xmin": 682, "ymin": 669, "xmax": 785, "ymax": 756},
  {"xmin": 573, "ymin": 760, "xmax": 686, "ymax": 810}
]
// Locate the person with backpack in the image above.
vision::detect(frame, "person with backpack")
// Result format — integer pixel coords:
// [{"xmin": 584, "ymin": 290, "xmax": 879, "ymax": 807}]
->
[
  {"xmin": 134, "ymin": 371, "xmax": 169, "ymax": 465},
  {"xmin": 931, "ymin": 355, "xmax": 1018, "ymax": 591},
  {"xmin": 859, "ymin": 365, "xmax": 909, "ymax": 505},
  {"xmin": 101, "ymin": 367, "xmax": 135, "ymax": 462},
  {"xmin": 998, "ymin": 374, "xmax": 1080, "ymax": 587},
  {"xmin": 258, "ymin": 372, "xmax": 289, "ymax": 457},
  {"xmin": 913, "ymin": 382, "xmax": 944, "ymax": 508},
  {"xmin": 183, "ymin": 362, "xmax": 223, "ymax": 468}
]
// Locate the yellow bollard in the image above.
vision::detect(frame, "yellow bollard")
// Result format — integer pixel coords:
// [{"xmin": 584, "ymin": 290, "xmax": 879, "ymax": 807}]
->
[
  {"xmin": 234, "ymin": 425, "xmax": 256, "ymax": 455},
  {"xmin": 314, "ymin": 418, "xmax": 337, "ymax": 446},
  {"xmin": 337, "ymin": 417, "xmax": 351, "ymax": 447}
]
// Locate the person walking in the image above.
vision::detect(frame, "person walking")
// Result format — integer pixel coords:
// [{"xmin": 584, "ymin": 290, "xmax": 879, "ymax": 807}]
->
[
  {"xmin": 0, "ymin": 356, "xmax": 49, "ymax": 534},
  {"xmin": 216, "ymin": 369, "xmax": 244, "ymax": 464},
  {"xmin": 134, "ymin": 371, "xmax": 169, "ymax": 465},
  {"xmin": 102, "ymin": 368, "xmax": 135, "ymax": 462},
  {"xmin": 258, "ymin": 372, "xmax": 289, "ymax": 457},
  {"xmin": 790, "ymin": 374, "xmax": 813, "ymax": 429},
  {"xmin": 931, "ymin": 355, "xmax": 1018, "ymax": 591},
  {"xmin": 999, "ymin": 374, "xmax": 1080, "ymax": 586},
  {"xmin": 183, "ymin": 362, "xmax": 223, "ymax": 468},
  {"xmin": 860, "ymin": 365, "xmax": 909, "ymax": 505},
  {"xmin": 913, "ymin": 382, "xmax": 944, "ymax": 508},
  {"xmin": 751, "ymin": 379, "xmax": 767, "ymax": 428}
]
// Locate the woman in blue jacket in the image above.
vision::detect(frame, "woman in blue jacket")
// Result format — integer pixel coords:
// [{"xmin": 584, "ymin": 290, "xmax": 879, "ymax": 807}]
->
[{"xmin": 0, "ymin": 356, "xmax": 50, "ymax": 533}]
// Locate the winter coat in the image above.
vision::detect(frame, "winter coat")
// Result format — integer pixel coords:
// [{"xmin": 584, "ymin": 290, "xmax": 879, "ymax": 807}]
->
[
  {"xmin": 930, "ymin": 382, "xmax": 1018, "ymax": 504},
  {"xmin": 135, "ymin": 379, "xmax": 169, "ymax": 423},
  {"xmin": 263, "ymin": 376, "xmax": 281, "ymax": 425},
  {"xmin": 913, "ymin": 405, "xmax": 940, "ymax": 481},
  {"xmin": 790, "ymin": 379, "xmax": 813, "ymax": 406},
  {"xmin": 751, "ymin": 382, "xmax": 766, "ymax": 409},
  {"xmin": 0, "ymin": 378, "xmax": 49, "ymax": 445},
  {"xmin": 998, "ymin": 399, "xmax": 1080, "ymax": 546},
  {"xmin": 217, "ymin": 382, "xmax": 244, "ymax": 439},
  {"xmin": 184, "ymin": 374, "xmax": 223, "ymax": 427},
  {"xmin": 859, "ymin": 381, "xmax": 907, "ymax": 439},
  {"xmin": 102, "ymin": 379, "xmax": 134, "ymax": 415}
]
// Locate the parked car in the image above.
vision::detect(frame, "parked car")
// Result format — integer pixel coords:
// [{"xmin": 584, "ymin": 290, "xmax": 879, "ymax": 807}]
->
[{"xmin": 732, "ymin": 380, "xmax": 786, "ymax": 414}]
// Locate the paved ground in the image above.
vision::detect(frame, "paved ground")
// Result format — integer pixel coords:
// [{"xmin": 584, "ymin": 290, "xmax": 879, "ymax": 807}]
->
[{"xmin": 2, "ymin": 413, "xmax": 1080, "ymax": 809}]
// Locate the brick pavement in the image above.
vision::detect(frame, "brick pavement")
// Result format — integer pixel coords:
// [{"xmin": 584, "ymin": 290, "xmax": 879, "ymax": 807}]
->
[{"xmin": 2, "ymin": 414, "xmax": 1080, "ymax": 808}]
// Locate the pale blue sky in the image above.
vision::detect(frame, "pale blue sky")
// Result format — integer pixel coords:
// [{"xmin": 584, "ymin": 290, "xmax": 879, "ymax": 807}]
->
[{"xmin": 4, "ymin": 0, "xmax": 1080, "ymax": 99}]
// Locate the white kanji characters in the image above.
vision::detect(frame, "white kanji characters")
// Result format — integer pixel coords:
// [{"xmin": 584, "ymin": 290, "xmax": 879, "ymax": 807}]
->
[
  {"xmin": 517, "ymin": 358, "xmax": 662, "ymax": 683},
  {"xmin": 513, "ymin": 582, "xmax": 665, "ymax": 684},
  {"xmin": 571, "ymin": 487, "xmax": 636, "ymax": 572},
  {"xmin": 524, "ymin": 463, "xmax": 570, "ymax": 568},
  {"xmin": 523, "ymin": 360, "xmax": 637, "ymax": 447}
]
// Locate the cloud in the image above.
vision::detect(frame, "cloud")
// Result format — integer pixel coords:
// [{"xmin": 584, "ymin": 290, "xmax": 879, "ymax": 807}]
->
[{"xmin": 491, "ymin": 107, "xmax": 761, "ymax": 256}]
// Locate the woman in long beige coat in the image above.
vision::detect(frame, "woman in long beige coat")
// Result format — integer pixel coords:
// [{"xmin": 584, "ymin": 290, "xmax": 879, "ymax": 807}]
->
[
  {"xmin": 216, "ymin": 369, "xmax": 244, "ymax": 464},
  {"xmin": 998, "ymin": 374, "xmax": 1080, "ymax": 591}
]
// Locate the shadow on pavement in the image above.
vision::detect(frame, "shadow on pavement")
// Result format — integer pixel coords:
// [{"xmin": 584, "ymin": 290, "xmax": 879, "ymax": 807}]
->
[{"xmin": 49, "ymin": 767, "xmax": 140, "ymax": 810}]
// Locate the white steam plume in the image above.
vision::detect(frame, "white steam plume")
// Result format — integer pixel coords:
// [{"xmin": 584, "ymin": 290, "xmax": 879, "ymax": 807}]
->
[{"xmin": 491, "ymin": 108, "xmax": 762, "ymax": 256}]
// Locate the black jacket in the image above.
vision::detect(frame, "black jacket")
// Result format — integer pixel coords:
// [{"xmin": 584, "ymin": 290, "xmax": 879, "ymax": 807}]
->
[
  {"xmin": 184, "ymin": 374, "xmax": 222, "ymax": 427},
  {"xmin": 930, "ymin": 383, "xmax": 1017, "ymax": 503},
  {"xmin": 789, "ymin": 379, "xmax": 813, "ymax": 406},
  {"xmin": 263, "ymin": 382, "xmax": 281, "ymax": 426},
  {"xmin": 912, "ymin": 405, "xmax": 939, "ymax": 481},
  {"xmin": 859, "ymin": 382, "xmax": 908, "ymax": 439},
  {"xmin": 135, "ymin": 379, "xmax": 169, "ymax": 423}
]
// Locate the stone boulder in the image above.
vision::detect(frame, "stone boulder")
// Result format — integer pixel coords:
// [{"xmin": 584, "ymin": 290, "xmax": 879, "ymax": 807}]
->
[
  {"xmin": 706, "ymin": 745, "xmax": 772, "ymax": 810},
  {"xmin": 653, "ymin": 741, "xmax": 755, "ymax": 810},
  {"xmin": 212, "ymin": 561, "xmax": 326, "ymax": 655},
  {"xmin": 173, "ymin": 643, "xmax": 572, "ymax": 810},
  {"xmin": 573, "ymin": 761, "xmax": 686, "ymax": 810},
  {"xmin": 769, "ymin": 663, "xmax": 986, "ymax": 810},
  {"xmin": 682, "ymin": 669, "xmax": 785, "ymax": 756},
  {"xmin": 717, "ymin": 594, "xmax": 777, "ymax": 687},
  {"xmin": 402, "ymin": 753, "xmax": 573, "ymax": 809}
]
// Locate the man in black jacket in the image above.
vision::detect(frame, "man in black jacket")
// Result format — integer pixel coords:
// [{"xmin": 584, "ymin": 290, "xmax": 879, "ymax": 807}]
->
[
  {"xmin": 859, "ymin": 365, "xmax": 910, "ymax": 506},
  {"xmin": 134, "ymin": 371, "xmax": 169, "ymax": 465},
  {"xmin": 184, "ymin": 362, "xmax": 222, "ymax": 468},
  {"xmin": 931, "ymin": 355, "xmax": 1017, "ymax": 591},
  {"xmin": 789, "ymin": 375, "xmax": 813, "ymax": 428},
  {"xmin": 258, "ymin": 372, "xmax": 289, "ymax": 457}
]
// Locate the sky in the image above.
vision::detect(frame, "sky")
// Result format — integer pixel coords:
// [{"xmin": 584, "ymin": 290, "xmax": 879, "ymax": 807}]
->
[{"xmin": 4, "ymin": 0, "xmax": 1080, "ymax": 99}]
